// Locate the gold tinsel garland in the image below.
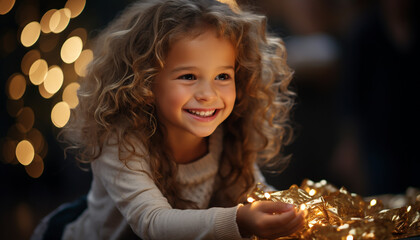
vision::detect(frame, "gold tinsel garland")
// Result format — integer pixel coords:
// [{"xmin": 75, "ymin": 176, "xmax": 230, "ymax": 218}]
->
[{"xmin": 247, "ymin": 179, "xmax": 420, "ymax": 240}]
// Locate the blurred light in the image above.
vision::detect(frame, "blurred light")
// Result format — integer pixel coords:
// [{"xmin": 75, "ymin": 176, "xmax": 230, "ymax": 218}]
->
[
  {"xmin": 39, "ymin": 33, "xmax": 59, "ymax": 53},
  {"xmin": 2, "ymin": 139, "xmax": 17, "ymax": 163},
  {"xmin": 7, "ymin": 73, "xmax": 26, "ymax": 100},
  {"xmin": 346, "ymin": 235, "xmax": 354, "ymax": 240},
  {"xmin": 16, "ymin": 107, "xmax": 35, "ymax": 133},
  {"xmin": 69, "ymin": 28, "xmax": 88, "ymax": 45},
  {"xmin": 264, "ymin": 192, "xmax": 271, "ymax": 199},
  {"xmin": 29, "ymin": 59, "xmax": 48, "ymax": 85},
  {"xmin": 27, "ymin": 128, "xmax": 44, "ymax": 153},
  {"xmin": 21, "ymin": 49, "xmax": 41, "ymax": 75},
  {"xmin": 247, "ymin": 197, "xmax": 255, "ymax": 203},
  {"xmin": 50, "ymin": 8, "xmax": 71, "ymax": 34},
  {"xmin": 20, "ymin": 21, "xmax": 41, "ymax": 47},
  {"xmin": 0, "ymin": 0, "xmax": 15, "ymax": 15},
  {"xmin": 370, "ymin": 199, "xmax": 377, "ymax": 206},
  {"xmin": 25, "ymin": 154, "xmax": 44, "ymax": 178},
  {"xmin": 309, "ymin": 189, "xmax": 316, "ymax": 196},
  {"xmin": 62, "ymin": 82, "xmax": 80, "ymax": 108},
  {"xmin": 38, "ymin": 83, "xmax": 54, "ymax": 99},
  {"xmin": 217, "ymin": 0, "xmax": 239, "ymax": 12},
  {"xmin": 16, "ymin": 140, "xmax": 35, "ymax": 166},
  {"xmin": 44, "ymin": 65, "xmax": 64, "ymax": 94},
  {"xmin": 40, "ymin": 9, "xmax": 57, "ymax": 34},
  {"xmin": 300, "ymin": 204, "xmax": 307, "ymax": 211},
  {"xmin": 51, "ymin": 101, "xmax": 70, "ymax": 128},
  {"xmin": 74, "ymin": 49, "xmax": 93, "ymax": 77},
  {"xmin": 61, "ymin": 36, "xmax": 82, "ymax": 63},
  {"xmin": 407, "ymin": 206, "xmax": 412, "ymax": 212},
  {"xmin": 65, "ymin": 0, "xmax": 86, "ymax": 18},
  {"xmin": 6, "ymin": 98, "xmax": 24, "ymax": 117}
]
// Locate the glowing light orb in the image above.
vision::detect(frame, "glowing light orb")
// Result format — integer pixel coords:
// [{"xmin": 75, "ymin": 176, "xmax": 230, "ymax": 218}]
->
[
  {"xmin": 16, "ymin": 140, "xmax": 34, "ymax": 166},
  {"xmin": 61, "ymin": 36, "xmax": 83, "ymax": 63},
  {"xmin": 44, "ymin": 66, "xmax": 64, "ymax": 94},
  {"xmin": 21, "ymin": 21, "xmax": 41, "ymax": 47},
  {"xmin": 51, "ymin": 101, "xmax": 70, "ymax": 128}
]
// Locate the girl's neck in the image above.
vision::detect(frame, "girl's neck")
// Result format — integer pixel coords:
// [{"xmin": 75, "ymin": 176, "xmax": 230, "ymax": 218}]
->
[{"xmin": 166, "ymin": 133, "xmax": 209, "ymax": 164}]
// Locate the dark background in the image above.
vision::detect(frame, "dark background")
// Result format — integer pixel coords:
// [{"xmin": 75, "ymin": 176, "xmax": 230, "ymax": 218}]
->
[{"xmin": 1, "ymin": 0, "xmax": 419, "ymax": 239}]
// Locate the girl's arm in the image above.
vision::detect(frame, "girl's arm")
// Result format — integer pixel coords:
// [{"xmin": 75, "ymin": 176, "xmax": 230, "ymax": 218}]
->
[{"xmin": 92, "ymin": 144, "xmax": 242, "ymax": 240}]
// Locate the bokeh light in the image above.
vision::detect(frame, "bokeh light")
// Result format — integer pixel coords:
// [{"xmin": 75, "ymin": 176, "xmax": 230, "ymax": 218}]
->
[
  {"xmin": 29, "ymin": 59, "xmax": 48, "ymax": 85},
  {"xmin": 50, "ymin": 8, "xmax": 71, "ymax": 34},
  {"xmin": 61, "ymin": 36, "xmax": 83, "ymax": 63},
  {"xmin": 40, "ymin": 9, "xmax": 57, "ymax": 34},
  {"xmin": 51, "ymin": 101, "xmax": 71, "ymax": 128},
  {"xmin": 16, "ymin": 107, "xmax": 35, "ymax": 133},
  {"xmin": 62, "ymin": 82, "xmax": 80, "ymax": 108},
  {"xmin": 20, "ymin": 21, "xmax": 41, "ymax": 47},
  {"xmin": 25, "ymin": 154, "xmax": 44, "ymax": 178},
  {"xmin": 38, "ymin": 83, "xmax": 54, "ymax": 99},
  {"xmin": 0, "ymin": 0, "xmax": 16, "ymax": 15},
  {"xmin": 8, "ymin": 125, "xmax": 25, "ymax": 143},
  {"xmin": 7, "ymin": 73, "xmax": 26, "ymax": 100},
  {"xmin": 16, "ymin": 140, "xmax": 35, "ymax": 166},
  {"xmin": 74, "ymin": 49, "xmax": 93, "ymax": 77},
  {"xmin": 65, "ymin": 0, "xmax": 86, "ymax": 18},
  {"xmin": 21, "ymin": 49, "xmax": 41, "ymax": 75},
  {"xmin": 44, "ymin": 65, "xmax": 64, "ymax": 94}
]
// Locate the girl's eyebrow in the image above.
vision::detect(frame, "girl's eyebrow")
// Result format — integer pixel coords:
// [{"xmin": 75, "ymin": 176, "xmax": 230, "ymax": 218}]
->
[{"xmin": 170, "ymin": 65, "xmax": 235, "ymax": 73}]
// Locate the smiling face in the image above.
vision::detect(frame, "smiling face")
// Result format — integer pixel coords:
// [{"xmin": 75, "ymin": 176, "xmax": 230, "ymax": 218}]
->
[{"xmin": 153, "ymin": 28, "xmax": 236, "ymax": 141}]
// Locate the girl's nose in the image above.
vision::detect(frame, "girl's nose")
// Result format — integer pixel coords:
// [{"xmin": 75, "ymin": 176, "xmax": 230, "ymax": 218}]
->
[{"xmin": 194, "ymin": 79, "xmax": 217, "ymax": 102}]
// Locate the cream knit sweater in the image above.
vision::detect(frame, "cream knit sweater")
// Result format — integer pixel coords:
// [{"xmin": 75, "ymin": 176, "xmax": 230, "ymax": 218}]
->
[{"xmin": 62, "ymin": 127, "xmax": 269, "ymax": 240}]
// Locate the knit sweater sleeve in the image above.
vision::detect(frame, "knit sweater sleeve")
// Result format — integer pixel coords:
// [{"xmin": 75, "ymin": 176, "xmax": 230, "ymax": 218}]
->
[{"xmin": 91, "ymin": 144, "xmax": 243, "ymax": 240}]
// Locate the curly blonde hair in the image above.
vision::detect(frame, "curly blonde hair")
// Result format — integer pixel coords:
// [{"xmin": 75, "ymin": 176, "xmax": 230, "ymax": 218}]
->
[{"xmin": 62, "ymin": 0, "xmax": 295, "ymax": 208}]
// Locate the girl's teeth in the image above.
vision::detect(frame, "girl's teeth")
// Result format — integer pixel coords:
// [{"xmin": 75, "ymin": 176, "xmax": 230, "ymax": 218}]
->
[{"xmin": 188, "ymin": 110, "xmax": 216, "ymax": 117}]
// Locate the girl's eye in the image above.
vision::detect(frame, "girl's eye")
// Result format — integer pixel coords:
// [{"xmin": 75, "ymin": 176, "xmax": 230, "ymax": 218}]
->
[
  {"xmin": 178, "ymin": 74, "xmax": 196, "ymax": 80},
  {"xmin": 215, "ymin": 73, "xmax": 231, "ymax": 80}
]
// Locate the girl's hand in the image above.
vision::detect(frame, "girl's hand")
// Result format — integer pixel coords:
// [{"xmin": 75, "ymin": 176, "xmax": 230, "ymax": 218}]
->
[{"xmin": 236, "ymin": 201, "xmax": 305, "ymax": 239}]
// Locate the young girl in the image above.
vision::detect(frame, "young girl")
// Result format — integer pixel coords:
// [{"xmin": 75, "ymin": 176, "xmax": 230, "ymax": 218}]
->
[{"xmin": 57, "ymin": 0, "xmax": 302, "ymax": 239}]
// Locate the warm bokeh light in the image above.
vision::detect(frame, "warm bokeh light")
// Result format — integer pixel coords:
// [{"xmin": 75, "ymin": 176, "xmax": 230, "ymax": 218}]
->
[
  {"xmin": 29, "ymin": 59, "xmax": 48, "ymax": 85},
  {"xmin": 65, "ymin": 0, "xmax": 86, "ymax": 18},
  {"xmin": 51, "ymin": 101, "xmax": 71, "ymax": 128},
  {"xmin": 27, "ymin": 128, "xmax": 44, "ymax": 153},
  {"xmin": 20, "ymin": 21, "xmax": 41, "ymax": 47},
  {"xmin": 62, "ymin": 82, "xmax": 80, "ymax": 108},
  {"xmin": 61, "ymin": 36, "xmax": 83, "ymax": 63},
  {"xmin": 16, "ymin": 107, "xmax": 35, "ymax": 133},
  {"xmin": 16, "ymin": 140, "xmax": 35, "ymax": 166},
  {"xmin": 25, "ymin": 154, "xmax": 44, "ymax": 178},
  {"xmin": 309, "ymin": 189, "xmax": 316, "ymax": 196},
  {"xmin": 21, "ymin": 49, "xmax": 41, "ymax": 75},
  {"xmin": 69, "ymin": 28, "xmax": 88, "ymax": 45},
  {"xmin": 0, "ymin": 0, "xmax": 16, "ymax": 15},
  {"xmin": 44, "ymin": 65, "xmax": 64, "ymax": 94},
  {"xmin": 7, "ymin": 73, "xmax": 26, "ymax": 100},
  {"xmin": 6, "ymin": 98, "xmax": 24, "ymax": 117},
  {"xmin": 40, "ymin": 9, "xmax": 57, "ymax": 33},
  {"xmin": 74, "ymin": 49, "xmax": 93, "ymax": 77},
  {"xmin": 2, "ymin": 139, "xmax": 17, "ymax": 164},
  {"xmin": 370, "ymin": 199, "xmax": 377, "ymax": 206},
  {"xmin": 38, "ymin": 83, "xmax": 54, "ymax": 99},
  {"xmin": 50, "ymin": 8, "xmax": 71, "ymax": 34}
]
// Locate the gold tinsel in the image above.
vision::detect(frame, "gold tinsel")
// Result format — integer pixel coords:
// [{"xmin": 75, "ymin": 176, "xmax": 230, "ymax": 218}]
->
[{"xmin": 248, "ymin": 179, "xmax": 420, "ymax": 240}]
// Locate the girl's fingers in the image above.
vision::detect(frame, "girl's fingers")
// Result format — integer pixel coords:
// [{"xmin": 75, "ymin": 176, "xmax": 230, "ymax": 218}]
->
[{"xmin": 255, "ymin": 201, "xmax": 295, "ymax": 214}]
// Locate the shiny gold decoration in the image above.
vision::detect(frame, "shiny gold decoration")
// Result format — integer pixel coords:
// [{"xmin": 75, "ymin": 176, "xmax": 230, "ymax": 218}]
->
[{"xmin": 249, "ymin": 180, "xmax": 420, "ymax": 239}]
